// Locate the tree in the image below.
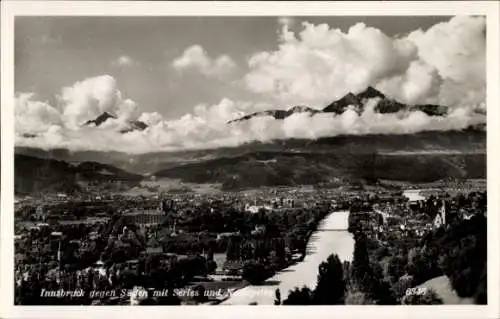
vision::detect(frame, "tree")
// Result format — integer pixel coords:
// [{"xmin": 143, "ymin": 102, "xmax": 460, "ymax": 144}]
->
[
  {"xmin": 474, "ymin": 265, "xmax": 487, "ymax": 304},
  {"xmin": 283, "ymin": 287, "xmax": 313, "ymax": 305},
  {"xmin": 206, "ymin": 248, "xmax": 214, "ymax": 261},
  {"xmin": 407, "ymin": 247, "xmax": 441, "ymax": 285},
  {"xmin": 351, "ymin": 234, "xmax": 396, "ymax": 304},
  {"xmin": 313, "ymin": 254, "xmax": 345, "ymax": 304},
  {"xmin": 392, "ymin": 275, "xmax": 414, "ymax": 300},
  {"xmin": 386, "ymin": 255, "xmax": 407, "ymax": 284},
  {"xmin": 242, "ymin": 262, "xmax": 273, "ymax": 285},
  {"xmin": 344, "ymin": 291, "xmax": 374, "ymax": 305},
  {"xmin": 370, "ymin": 261, "xmax": 397, "ymax": 305},
  {"xmin": 226, "ymin": 236, "xmax": 241, "ymax": 261},
  {"xmin": 436, "ymin": 215, "xmax": 486, "ymax": 299},
  {"xmin": 407, "ymin": 247, "xmax": 419, "ymax": 269},
  {"xmin": 351, "ymin": 234, "xmax": 373, "ymax": 292},
  {"xmin": 206, "ymin": 260, "xmax": 217, "ymax": 274},
  {"xmin": 274, "ymin": 288, "xmax": 281, "ymax": 305},
  {"xmin": 177, "ymin": 256, "xmax": 207, "ymax": 282}
]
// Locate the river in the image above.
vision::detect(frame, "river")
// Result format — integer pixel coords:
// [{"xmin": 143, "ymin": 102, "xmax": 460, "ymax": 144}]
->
[{"xmin": 221, "ymin": 211, "xmax": 353, "ymax": 305}]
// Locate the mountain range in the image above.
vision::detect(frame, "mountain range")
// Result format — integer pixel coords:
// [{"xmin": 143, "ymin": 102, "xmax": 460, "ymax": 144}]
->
[
  {"xmin": 15, "ymin": 154, "xmax": 142, "ymax": 195},
  {"xmin": 15, "ymin": 127, "xmax": 486, "ymax": 174},
  {"xmin": 228, "ymin": 87, "xmax": 449, "ymax": 123},
  {"xmin": 83, "ymin": 111, "xmax": 148, "ymax": 133},
  {"xmin": 14, "ymin": 86, "xmax": 486, "ymax": 194},
  {"xmin": 21, "ymin": 111, "xmax": 149, "ymax": 140},
  {"xmin": 228, "ymin": 105, "xmax": 320, "ymax": 124},
  {"xmin": 15, "ymin": 127, "xmax": 486, "ymax": 194},
  {"xmin": 154, "ymin": 151, "xmax": 485, "ymax": 190}
]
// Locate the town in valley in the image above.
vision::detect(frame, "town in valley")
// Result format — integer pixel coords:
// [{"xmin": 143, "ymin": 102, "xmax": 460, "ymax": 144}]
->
[
  {"xmin": 14, "ymin": 177, "xmax": 487, "ymax": 305},
  {"xmin": 12, "ymin": 14, "xmax": 488, "ymax": 306}
]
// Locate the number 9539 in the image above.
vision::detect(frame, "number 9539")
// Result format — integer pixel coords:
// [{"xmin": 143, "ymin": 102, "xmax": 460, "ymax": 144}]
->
[{"xmin": 405, "ymin": 287, "xmax": 427, "ymax": 296}]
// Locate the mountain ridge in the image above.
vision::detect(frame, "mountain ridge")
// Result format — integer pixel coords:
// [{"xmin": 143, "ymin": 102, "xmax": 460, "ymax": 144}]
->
[
  {"xmin": 83, "ymin": 111, "xmax": 149, "ymax": 134},
  {"xmin": 15, "ymin": 146, "xmax": 486, "ymax": 195},
  {"xmin": 15, "ymin": 128, "xmax": 486, "ymax": 188},
  {"xmin": 83, "ymin": 111, "xmax": 117, "ymax": 126},
  {"xmin": 153, "ymin": 151, "xmax": 485, "ymax": 190},
  {"xmin": 15, "ymin": 154, "xmax": 142, "ymax": 195},
  {"xmin": 228, "ymin": 86, "xmax": 450, "ymax": 123}
]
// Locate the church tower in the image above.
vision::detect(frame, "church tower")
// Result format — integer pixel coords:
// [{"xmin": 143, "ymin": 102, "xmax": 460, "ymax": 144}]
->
[{"xmin": 434, "ymin": 200, "xmax": 447, "ymax": 228}]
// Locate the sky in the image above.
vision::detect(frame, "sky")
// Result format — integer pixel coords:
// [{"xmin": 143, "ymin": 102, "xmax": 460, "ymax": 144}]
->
[{"xmin": 15, "ymin": 16, "xmax": 486, "ymax": 153}]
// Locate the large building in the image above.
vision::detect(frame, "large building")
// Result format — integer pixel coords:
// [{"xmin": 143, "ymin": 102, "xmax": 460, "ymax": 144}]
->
[
  {"xmin": 123, "ymin": 209, "xmax": 167, "ymax": 226},
  {"xmin": 121, "ymin": 198, "xmax": 177, "ymax": 226}
]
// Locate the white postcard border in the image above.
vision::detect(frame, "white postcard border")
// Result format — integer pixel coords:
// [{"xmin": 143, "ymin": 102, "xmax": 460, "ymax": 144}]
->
[{"xmin": 1, "ymin": 2, "xmax": 499, "ymax": 319}]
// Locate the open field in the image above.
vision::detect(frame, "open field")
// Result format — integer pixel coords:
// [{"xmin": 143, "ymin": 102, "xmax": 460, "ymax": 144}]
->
[{"xmin": 121, "ymin": 179, "xmax": 223, "ymax": 196}]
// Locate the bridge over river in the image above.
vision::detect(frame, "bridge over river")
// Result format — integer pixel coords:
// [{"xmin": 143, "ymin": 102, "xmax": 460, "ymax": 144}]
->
[{"xmin": 221, "ymin": 211, "xmax": 354, "ymax": 305}]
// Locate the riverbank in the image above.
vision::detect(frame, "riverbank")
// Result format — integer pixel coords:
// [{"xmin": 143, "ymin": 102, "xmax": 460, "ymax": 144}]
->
[{"xmin": 221, "ymin": 211, "xmax": 354, "ymax": 305}]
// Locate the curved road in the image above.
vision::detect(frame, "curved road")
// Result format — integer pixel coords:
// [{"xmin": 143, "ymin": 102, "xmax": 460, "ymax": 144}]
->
[{"xmin": 221, "ymin": 211, "xmax": 353, "ymax": 305}]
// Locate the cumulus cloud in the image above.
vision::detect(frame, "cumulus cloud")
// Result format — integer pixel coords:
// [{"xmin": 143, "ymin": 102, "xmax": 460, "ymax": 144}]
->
[
  {"xmin": 15, "ymin": 93, "xmax": 62, "ymax": 134},
  {"xmin": 246, "ymin": 22, "xmax": 416, "ymax": 105},
  {"xmin": 245, "ymin": 16, "xmax": 485, "ymax": 109},
  {"xmin": 16, "ymin": 93, "xmax": 485, "ymax": 154},
  {"xmin": 15, "ymin": 16, "xmax": 486, "ymax": 154},
  {"xmin": 278, "ymin": 17, "xmax": 295, "ymax": 27},
  {"xmin": 111, "ymin": 55, "xmax": 136, "ymax": 67},
  {"xmin": 138, "ymin": 112, "xmax": 164, "ymax": 126},
  {"xmin": 406, "ymin": 16, "xmax": 485, "ymax": 108},
  {"xmin": 172, "ymin": 45, "xmax": 236, "ymax": 78},
  {"xmin": 277, "ymin": 17, "xmax": 298, "ymax": 43},
  {"xmin": 57, "ymin": 75, "xmax": 139, "ymax": 128}
]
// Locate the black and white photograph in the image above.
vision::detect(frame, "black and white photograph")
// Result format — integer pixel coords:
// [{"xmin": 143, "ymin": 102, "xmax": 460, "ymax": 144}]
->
[{"xmin": 1, "ymin": 1, "xmax": 499, "ymax": 318}]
